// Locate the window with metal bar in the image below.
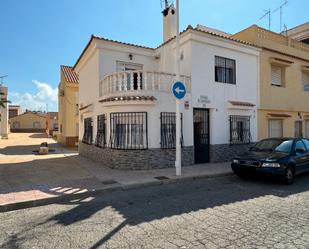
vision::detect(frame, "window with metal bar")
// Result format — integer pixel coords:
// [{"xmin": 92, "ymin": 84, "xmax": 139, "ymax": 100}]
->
[
  {"xmin": 95, "ymin": 114, "xmax": 106, "ymax": 148},
  {"xmin": 160, "ymin": 112, "xmax": 183, "ymax": 149},
  {"xmin": 230, "ymin": 115, "xmax": 251, "ymax": 144},
  {"xmin": 82, "ymin": 118, "xmax": 93, "ymax": 144},
  {"xmin": 110, "ymin": 112, "xmax": 148, "ymax": 149},
  {"xmin": 215, "ymin": 56, "xmax": 236, "ymax": 84}
]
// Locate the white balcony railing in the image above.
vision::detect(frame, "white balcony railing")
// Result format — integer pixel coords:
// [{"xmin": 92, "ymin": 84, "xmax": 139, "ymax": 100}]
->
[{"xmin": 99, "ymin": 71, "xmax": 191, "ymax": 97}]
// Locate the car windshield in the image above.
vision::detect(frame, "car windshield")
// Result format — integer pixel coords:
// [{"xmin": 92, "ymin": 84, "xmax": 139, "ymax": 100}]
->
[{"xmin": 251, "ymin": 139, "xmax": 293, "ymax": 153}]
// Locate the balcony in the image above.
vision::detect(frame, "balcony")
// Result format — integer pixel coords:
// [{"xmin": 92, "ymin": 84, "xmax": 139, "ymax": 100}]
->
[{"xmin": 99, "ymin": 71, "xmax": 191, "ymax": 99}]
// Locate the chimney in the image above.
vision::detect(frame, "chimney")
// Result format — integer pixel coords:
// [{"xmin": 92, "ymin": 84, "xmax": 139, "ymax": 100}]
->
[{"xmin": 162, "ymin": 2, "xmax": 177, "ymax": 42}]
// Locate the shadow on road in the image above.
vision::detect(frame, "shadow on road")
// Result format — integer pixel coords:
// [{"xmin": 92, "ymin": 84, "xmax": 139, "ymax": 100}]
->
[{"xmin": 48, "ymin": 172, "xmax": 309, "ymax": 249}]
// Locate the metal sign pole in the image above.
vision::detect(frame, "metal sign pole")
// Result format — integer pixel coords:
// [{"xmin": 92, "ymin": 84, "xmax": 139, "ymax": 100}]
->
[{"xmin": 175, "ymin": 0, "xmax": 181, "ymax": 176}]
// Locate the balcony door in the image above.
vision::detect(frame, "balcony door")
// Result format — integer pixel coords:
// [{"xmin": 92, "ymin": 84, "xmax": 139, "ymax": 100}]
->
[{"xmin": 116, "ymin": 61, "xmax": 143, "ymax": 90}]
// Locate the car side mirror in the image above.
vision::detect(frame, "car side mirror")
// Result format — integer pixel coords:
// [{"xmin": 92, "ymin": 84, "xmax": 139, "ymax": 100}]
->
[{"xmin": 295, "ymin": 148, "xmax": 305, "ymax": 154}]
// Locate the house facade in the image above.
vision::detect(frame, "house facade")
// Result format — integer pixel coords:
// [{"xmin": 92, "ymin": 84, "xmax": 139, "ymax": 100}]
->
[
  {"xmin": 74, "ymin": 4, "xmax": 260, "ymax": 169},
  {"xmin": 46, "ymin": 112, "xmax": 58, "ymax": 136},
  {"xmin": 232, "ymin": 25, "xmax": 309, "ymax": 139},
  {"xmin": 0, "ymin": 85, "xmax": 9, "ymax": 139},
  {"xmin": 285, "ymin": 22, "xmax": 309, "ymax": 44},
  {"xmin": 9, "ymin": 111, "xmax": 46, "ymax": 133},
  {"xmin": 8, "ymin": 105, "xmax": 22, "ymax": 119},
  {"xmin": 58, "ymin": 65, "xmax": 79, "ymax": 146}
]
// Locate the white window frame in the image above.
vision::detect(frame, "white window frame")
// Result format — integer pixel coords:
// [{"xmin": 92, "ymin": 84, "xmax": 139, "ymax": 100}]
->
[{"xmin": 271, "ymin": 65, "xmax": 284, "ymax": 87}]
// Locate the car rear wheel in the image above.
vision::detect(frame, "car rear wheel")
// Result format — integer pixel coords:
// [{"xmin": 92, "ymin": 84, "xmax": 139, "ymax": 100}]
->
[{"xmin": 283, "ymin": 166, "xmax": 295, "ymax": 185}]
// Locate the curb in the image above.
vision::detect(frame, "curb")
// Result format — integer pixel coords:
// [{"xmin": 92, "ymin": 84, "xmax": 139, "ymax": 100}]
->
[{"xmin": 0, "ymin": 171, "xmax": 233, "ymax": 213}]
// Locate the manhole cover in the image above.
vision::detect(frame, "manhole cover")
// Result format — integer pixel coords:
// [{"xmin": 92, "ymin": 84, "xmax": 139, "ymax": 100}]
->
[
  {"xmin": 154, "ymin": 176, "xmax": 170, "ymax": 180},
  {"xmin": 101, "ymin": 180, "xmax": 118, "ymax": 185}
]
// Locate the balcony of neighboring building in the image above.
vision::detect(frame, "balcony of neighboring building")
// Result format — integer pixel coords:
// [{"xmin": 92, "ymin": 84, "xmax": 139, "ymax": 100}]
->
[
  {"xmin": 232, "ymin": 25, "xmax": 309, "ymax": 59},
  {"xmin": 98, "ymin": 70, "xmax": 191, "ymax": 105}
]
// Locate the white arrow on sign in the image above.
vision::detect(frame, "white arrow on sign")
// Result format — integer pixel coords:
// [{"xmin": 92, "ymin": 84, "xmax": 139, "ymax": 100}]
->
[{"xmin": 175, "ymin": 87, "xmax": 185, "ymax": 94}]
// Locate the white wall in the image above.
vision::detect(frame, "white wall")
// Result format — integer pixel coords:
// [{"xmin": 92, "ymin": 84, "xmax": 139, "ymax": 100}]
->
[
  {"xmin": 76, "ymin": 31, "xmax": 260, "ymax": 148},
  {"xmin": 190, "ymin": 33, "xmax": 260, "ymax": 144}
]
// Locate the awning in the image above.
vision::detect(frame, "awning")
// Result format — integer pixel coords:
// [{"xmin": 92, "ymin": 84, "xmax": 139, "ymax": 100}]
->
[
  {"xmin": 228, "ymin": 100, "xmax": 255, "ymax": 107},
  {"xmin": 269, "ymin": 57, "xmax": 294, "ymax": 67},
  {"xmin": 268, "ymin": 113, "xmax": 292, "ymax": 118}
]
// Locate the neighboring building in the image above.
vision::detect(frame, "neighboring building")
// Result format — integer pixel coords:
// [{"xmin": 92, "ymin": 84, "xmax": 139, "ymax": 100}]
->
[
  {"xmin": 0, "ymin": 85, "xmax": 9, "ymax": 139},
  {"xmin": 284, "ymin": 22, "xmax": 309, "ymax": 44},
  {"xmin": 232, "ymin": 25, "xmax": 309, "ymax": 139},
  {"xmin": 46, "ymin": 112, "xmax": 58, "ymax": 136},
  {"xmin": 9, "ymin": 105, "xmax": 22, "ymax": 119},
  {"xmin": 58, "ymin": 65, "xmax": 79, "ymax": 146},
  {"xmin": 74, "ymin": 3, "xmax": 260, "ymax": 169},
  {"xmin": 9, "ymin": 111, "xmax": 46, "ymax": 133}
]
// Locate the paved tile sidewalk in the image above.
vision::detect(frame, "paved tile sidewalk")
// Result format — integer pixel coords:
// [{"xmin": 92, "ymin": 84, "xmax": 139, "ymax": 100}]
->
[{"xmin": 0, "ymin": 133, "xmax": 232, "ymax": 212}]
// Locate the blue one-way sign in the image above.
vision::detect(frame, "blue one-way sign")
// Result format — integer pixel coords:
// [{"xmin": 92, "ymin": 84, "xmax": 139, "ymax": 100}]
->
[{"xmin": 172, "ymin": 81, "xmax": 186, "ymax": 99}]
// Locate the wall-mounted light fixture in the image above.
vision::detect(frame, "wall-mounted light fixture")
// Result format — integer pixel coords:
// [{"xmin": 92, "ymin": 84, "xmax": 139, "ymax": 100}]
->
[{"xmin": 129, "ymin": 54, "xmax": 133, "ymax": 60}]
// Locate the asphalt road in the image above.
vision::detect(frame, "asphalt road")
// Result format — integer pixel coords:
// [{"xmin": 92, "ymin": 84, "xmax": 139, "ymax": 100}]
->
[{"xmin": 1, "ymin": 174, "xmax": 309, "ymax": 249}]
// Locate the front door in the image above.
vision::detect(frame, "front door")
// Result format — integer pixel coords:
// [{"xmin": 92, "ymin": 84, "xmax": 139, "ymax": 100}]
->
[{"xmin": 194, "ymin": 108, "xmax": 210, "ymax": 164}]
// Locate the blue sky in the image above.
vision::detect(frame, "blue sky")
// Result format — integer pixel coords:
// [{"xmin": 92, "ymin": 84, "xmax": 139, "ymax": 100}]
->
[{"xmin": 1, "ymin": 0, "xmax": 308, "ymax": 111}]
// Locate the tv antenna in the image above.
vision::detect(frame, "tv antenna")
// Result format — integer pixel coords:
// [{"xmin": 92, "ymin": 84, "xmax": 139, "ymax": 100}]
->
[
  {"xmin": 0, "ymin": 75, "xmax": 8, "ymax": 85},
  {"xmin": 259, "ymin": 9, "xmax": 271, "ymax": 30},
  {"xmin": 272, "ymin": 0, "xmax": 288, "ymax": 32},
  {"xmin": 160, "ymin": 0, "xmax": 172, "ymax": 9}
]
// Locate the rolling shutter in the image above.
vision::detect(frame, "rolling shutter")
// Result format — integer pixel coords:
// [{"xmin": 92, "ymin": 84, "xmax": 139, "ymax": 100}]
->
[
  {"xmin": 305, "ymin": 120, "xmax": 309, "ymax": 138},
  {"xmin": 269, "ymin": 119, "xmax": 283, "ymax": 138},
  {"xmin": 271, "ymin": 65, "xmax": 282, "ymax": 86}
]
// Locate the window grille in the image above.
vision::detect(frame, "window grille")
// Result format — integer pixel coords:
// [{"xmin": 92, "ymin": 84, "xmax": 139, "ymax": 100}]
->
[
  {"xmin": 215, "ymin": 56, "xmax": 236, "ymax": 84},
  {"xmin": 82, "ymin": 118, "xmax": 93, "ymax": 144},
  {"xmin": 110, "ymin": 112, "xmax": 148, "ymax": 149},
  {"xmin": 95, "ymin": 114, "xmax": 106, "ymax": 148},
  {"xmin": 230, "ymin": 115, "xmax": 251, "ymax": 144},
  {"xmin": 160, "ymin": 112, "xmax": 183, "ymax": 149}
]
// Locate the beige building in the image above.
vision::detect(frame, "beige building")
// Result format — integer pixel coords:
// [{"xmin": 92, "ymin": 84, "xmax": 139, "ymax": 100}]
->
[
  {"xmin": 9, "ymin": 105, "xmax": 22, "ymax": 119},
  {"xmin": 46, "ymin": 112, "xmax": 58, "ymax": 136},
  {"xmin": 10, "ymin": 111, "xmax": 46, "ymax": 133},
  {"xmin": 58, "ymin": 65, "xmax": 79, "ymax": 146},
  {"xmin": 0, "ymin": 85, "xmax": 9, "ymax": 139},
  {"xmin": 232, "ymin": 25, "xmax": 309, "ymax": 139},
  {"xmin": 285, "ymin": 22, "xmax": 309, "ymax": 44}
]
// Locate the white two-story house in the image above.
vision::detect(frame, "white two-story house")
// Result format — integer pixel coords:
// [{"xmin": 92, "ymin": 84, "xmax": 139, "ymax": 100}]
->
[{"xmin": 74, "ymin": 4, "xmax": 260, "ymax": 169}]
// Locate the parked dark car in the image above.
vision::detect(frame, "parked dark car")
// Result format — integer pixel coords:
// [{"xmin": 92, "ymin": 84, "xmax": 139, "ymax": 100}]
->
[{"xmin": 231, "ymin": 138, "xmax": 309, "ymax": 184}]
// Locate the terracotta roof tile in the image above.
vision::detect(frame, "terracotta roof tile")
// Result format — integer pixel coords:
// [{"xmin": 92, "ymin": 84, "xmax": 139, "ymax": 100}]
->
[
  {"xmin": 74, "ymin": 25, "xmax": 259, "ymax": 70},
  {"xmin": 61, "ymin": 65, "xmax": 79, "ymax": 83}
]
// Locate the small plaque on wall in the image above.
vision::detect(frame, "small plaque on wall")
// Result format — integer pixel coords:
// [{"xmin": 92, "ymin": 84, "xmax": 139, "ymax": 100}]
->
[{"xmin": 184, "ymin": 101, "xmax": 189, "ymax": 110}]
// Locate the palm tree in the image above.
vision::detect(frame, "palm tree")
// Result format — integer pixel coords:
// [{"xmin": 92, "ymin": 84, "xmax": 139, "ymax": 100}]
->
[{"xmin": 0, "ymin": 91, "xmax": 10, "ymax": 108}]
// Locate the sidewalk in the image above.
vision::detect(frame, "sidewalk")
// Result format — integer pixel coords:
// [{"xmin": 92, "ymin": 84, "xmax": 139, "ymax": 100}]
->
[{"xmin": 0, "ymin": 133, "xmax": 232, "ymax": 212}]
